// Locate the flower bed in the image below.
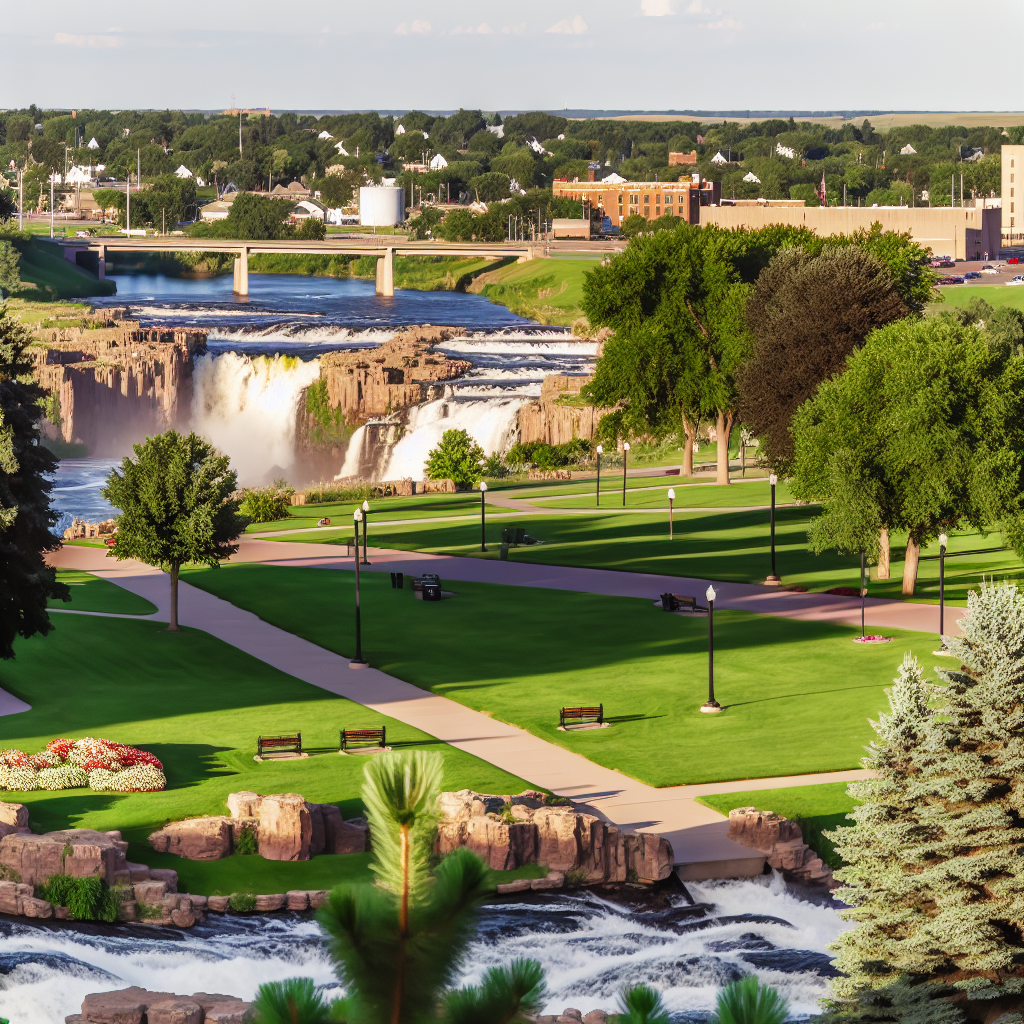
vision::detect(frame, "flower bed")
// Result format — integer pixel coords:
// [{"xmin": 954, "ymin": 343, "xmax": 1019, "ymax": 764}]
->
[{"xmin": 0, "ymin": 738, "xmax": 165, "ymax": 792}]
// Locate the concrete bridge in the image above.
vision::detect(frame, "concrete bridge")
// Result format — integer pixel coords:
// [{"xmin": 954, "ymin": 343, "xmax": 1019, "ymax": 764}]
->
[{"xmin": 57, "ymin": 237, "xmax": 545, "ymax": 297}]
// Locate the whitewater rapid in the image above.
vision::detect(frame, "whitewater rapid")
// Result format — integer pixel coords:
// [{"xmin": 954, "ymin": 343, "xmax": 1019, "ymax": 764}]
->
[{"xmin": 0, "ymin": 876, "xmax": 849, "ymax": 1023}]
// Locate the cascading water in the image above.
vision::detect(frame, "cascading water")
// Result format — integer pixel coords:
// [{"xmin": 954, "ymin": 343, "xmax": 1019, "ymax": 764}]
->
[
  {"xmin": 190, "ymin": 352, "xmax": 322, "ymax": 485},
  {"xmin": 0, "ymin": 876, "xmax": 849, "ymax": 1023}
]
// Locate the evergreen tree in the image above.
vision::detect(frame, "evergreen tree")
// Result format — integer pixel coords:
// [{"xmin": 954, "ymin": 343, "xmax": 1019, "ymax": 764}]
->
[
  {"xmin": 826, "ymin": 584, "xmax": 1024, "ymax": 1022},
  {"xmin": 0, "ymin": 307, "xmax": 68, "ymax": 660},
  {"xmin": 102, "ymin": 430, "xmax": 246, "ymax": 631}
]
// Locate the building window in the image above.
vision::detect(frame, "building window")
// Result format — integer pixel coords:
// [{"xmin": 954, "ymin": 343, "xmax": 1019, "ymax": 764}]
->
[
  {"xmin": 643, "ymin": 195, "xmax": 649, "ymax": 205},
  {"xmin": 665, "ymin": 194, "xmax": 673, "ymax": 205},
  {"xmin": 629, "ymin": 194, "xmax": 638, "ymax": 206}
]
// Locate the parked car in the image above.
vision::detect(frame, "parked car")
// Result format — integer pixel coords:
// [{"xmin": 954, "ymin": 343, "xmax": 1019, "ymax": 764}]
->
[
  {"xmin": 964, "ymin": 271, "xmax": 982, "ymax": 280},
  {"xmin": 983, "ymin": 267, "xmax": 1001, "ymax": 274},
  {"xmin": 937, "ymin": 259, "xmax": 956, "ymax": 268},
  {"xmin": 1008, "ymin": 257, "xmax": 1021, "ymax": 264},
  {"xmin": 936, "ymin": 276, "xmax": 964, "ymax": 285},
  {"xmin": 1006, "ymin": 276, "xmax": 1024, "ymax": 285}
]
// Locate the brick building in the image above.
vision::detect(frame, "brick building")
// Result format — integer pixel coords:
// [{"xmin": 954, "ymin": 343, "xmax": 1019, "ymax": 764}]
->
[{"xmin": 551, "ymin": 174, "xmax": 722, "ymax": 227}]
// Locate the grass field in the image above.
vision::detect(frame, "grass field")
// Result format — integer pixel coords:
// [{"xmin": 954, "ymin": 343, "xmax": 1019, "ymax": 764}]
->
[
  {"xmin": 0, "ymin": 614, "xmax": 533, "ymax": 893},
  {"xmin": 277, "ymin": 505, "xmax": 1019, "ymax": 603},
  {"xmin": 49, "ymin": 569, "xmax": 156, "ymax": 615},
  {"xmin": 698, "ymin": 781, "xmax": 860, "ymax": 869},
  {"xmin": 535, "ymin": 479, "xmax": 793, "ymax": 509},
  {"xmin": 472, "ymin": 258, "xmax": 595, "ymax": 326},
  {"xmin": 182, "ymin": 563, "xmax": 939, "ymax": 787},
  {"xmin": 931, "ymin": 284, "xmax": 1024, "ymax": 313},
  {"xmin": 12, "ymin": 238, "xmax": 116, "ymax": 300}
]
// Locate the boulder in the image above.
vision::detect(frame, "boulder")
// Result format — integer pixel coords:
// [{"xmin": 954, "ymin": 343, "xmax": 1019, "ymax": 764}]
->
[
  {"xmin": 257, "ymin": 794, "xmax": 311, "ymax": 862},
  {"xmin": 318, "ymin": 804, "xmax": 344, "ymax": 852},
  {"xmin": 148, "ymin": 818, "xmax": 233, "ymax": 861},
  {"xmin": 81, "ymin": 986, "xmax": 159, "ymax": 1024},
  {"xmin": 0, "ymin": 802, "xmax": 29, "ymax": 829},
  {"xmin": 20, "ymin": 895, "xmax": 53, "ymax": 918},
  {"xmin": 308, "ymin": 804, "xmax": 326, "ymax": 858},
  {"xmin": 0, "ymin": 880, "xmax": 33, "ymax": 915},
  {"xmin": 726, "ymin": 807, "xmax": 834, "ymax": 887},
  {"xmin": 134, "ymin": 881, "xmax": 169, "ymax": 906},
  {"xmin": 533, "ymin": 807, "xmax": 583, "ymax": 873},
  {"xmin": 0, "ymin": 829, "xmax": 125, "ymax": 886},
  {"xmin": 226, "ymin": 791, "xmax": 263, "ymax": 819},
  {"xmin": 254, "ymin": 893, "xmax": 286, "ymax": 912},
  {"xmin": 75, "ymin": 988, "xmax": 253, "ymax": 1024},
  {"xmin": 149, "ymin": 868, "xmax": 179, "ymax": 892},
  {"xmin": 147, "ymin": 997, "xmax": 202, "ymax": 1024},
  {"xmin": 206, "ymin": 895, "xmax": 230, "ymax": 913},
  {"xmin": 193, "ymin": 994, "xmax": 255, "ymax": 1024},
  {"xmin": 286, "ymin": 890, "xmax": 309, "ymax": 911},
  {"xmin": 583, "ymin": 1013, "xmax": 608, "ymax": 1024},
  {"xmin": 625, "ymin": 832, "xmax": 674, "ymax": 883},
  {"xmin": 308, "ymin": 890, "xmax": 330, "ymax": 908}
]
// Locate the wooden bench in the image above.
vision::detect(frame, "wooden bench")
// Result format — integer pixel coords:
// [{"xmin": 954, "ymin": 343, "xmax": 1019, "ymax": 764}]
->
[
  {"xmin": 340, "ymin": 727, "xmax": 386, "ymax": 751},
  {"xmin": 560, "ymin": 705, "xmax": 603, "ymax": 728},
  {"xmin": 501, "ymin": 527, "xmax": 528, "ymax": 547},
  {"xmin": 258, "ymin": 733, "xmax": 301, "ymax": 757},
  {"xmin": 660, "ymin": 593, "xmax": 702, "ymax": 613}
]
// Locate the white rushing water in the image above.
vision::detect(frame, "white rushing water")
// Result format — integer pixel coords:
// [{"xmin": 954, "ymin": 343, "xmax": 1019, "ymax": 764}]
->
[
  {"xmin": 0, "ymin": 876, "xmax": 848, "ymax": 1023},
  {"xmin": 190, "ymin": 353, "xmax": 322, "ymax": 485}
]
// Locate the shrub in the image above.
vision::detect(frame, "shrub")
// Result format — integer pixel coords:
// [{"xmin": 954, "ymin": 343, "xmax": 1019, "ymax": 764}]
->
[
  {"xmin": 106, "ymin": 765, "xmax": 166, "ymax": 792},
  {"xmin": 229, "ymin": 892, "xmax": 257, "ymax": 912},
  {"xmin": 36, "ymin": 766, "xmax": 88, "ymax": 790},
  {"xmin": 240, "ymin": 487, "xmax": 292, "ymax": 523},
  {"xmin": 0, "ymin": 767, "xmax": 37, "ymax": 791},
  {"xmin": 505, "ymin": 439, "xmax": 592, "ymax": 470},
  {"xmin": 564, "ymin": 868, "xmax": 589, "ymax": 888},
  {"xmin": 235, "ymin": 824, "xmax": 258, "ymax": 855},
  {"xmin": 40, "ymin": 875, "xmax": 119, "ymax": 922}
]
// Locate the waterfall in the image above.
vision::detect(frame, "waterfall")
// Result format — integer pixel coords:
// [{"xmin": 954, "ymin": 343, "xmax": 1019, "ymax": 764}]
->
[
  {"xmin": 190, "ymin": 353, "xmax": 321, "ymax": 485},
  {"xmin": 338, "ymin": 395, "xmax": 526, "ymax": 481}
]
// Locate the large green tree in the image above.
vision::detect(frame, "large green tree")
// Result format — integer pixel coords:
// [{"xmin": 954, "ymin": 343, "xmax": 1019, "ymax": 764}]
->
[
  {"xmin": 737, "ymin": 246, "xmax": 908, "ymax": 474},
  {"xmin": 102, "ymin": 431, "xmax": 246, "ymax": 630},
  {"xmin": 827, "ymin": 583, "xmax": 1024, "ymax": 1022},
  {"xmin": 425, "ymin": 429, "xmax": 485, "ymax": 487},
  {"xmin": 0, "ymin": 307, "xmax": 68, "ymax": 659},
  {"xmin": 790, "ymin": 316, "xmax": 1024, "ymax": 594}
]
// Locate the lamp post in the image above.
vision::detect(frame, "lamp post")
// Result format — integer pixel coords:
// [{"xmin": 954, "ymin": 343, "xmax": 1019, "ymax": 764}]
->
[
  {"xmin": 765, "ymin": 473, "xmax": 781, "ymax": 585},
  {"xmin": 668, "ymin": 488, "xmax": 675, "ymax": 540},
  {"xmin": 621, "ymin": 442, "xmax": 630, "ymax": 506},
  {"xmin": 701, "ymin": 584, "xmax": 721, "ymax": 713},
  {"xmin": 938, "ymin": 532, "xmax": 948, "ymax": 647},
  {"xmin": 479, "ymin": 480, "xmax": 488, "ymax": 552},
  {"xmin": 860, "ymin": 550, "xmax": 867, "ymax": 639},
  {"xmin": 360, "ymin": 500, "xmax": 370, "ymax": 565},
  {"xmin": 595, "ymin": 445, "xmax": 603, "ymax": 507},
  {"xmin": 350, "ymin": 510, "xmax": 368, "ymax": 669}
]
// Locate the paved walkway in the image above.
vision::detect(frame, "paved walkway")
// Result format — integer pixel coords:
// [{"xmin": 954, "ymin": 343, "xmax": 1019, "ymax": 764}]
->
[
  {"xmin": 230, "ymin": 535, "xmax": 963, "ymax": 636},
  {"xmin": 49, "ymin": 546, "xmax": 873, "ymax": 875}
]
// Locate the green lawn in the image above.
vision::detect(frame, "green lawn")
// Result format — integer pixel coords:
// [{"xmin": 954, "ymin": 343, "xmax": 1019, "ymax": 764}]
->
[
  {"xmin": 474, "ymin": 258, "xmax": 593, "ymax": 326},
  {"xmin": 0, "ymin": 615, "xmax": 533, "ymax": 894},
  {"xmin": 12, "ymin": 237, "xmax": 116, "ymax": 300},
  {"xmin": 698, "ymin": 781, "xmax": 859, "ymax": 869},
  {"xmin": 182, "ymin": 563, "xmax": 939, "ymax": 787},
  {"xmin": 537, "ymin": 479, "xmax": 793, "ymax": 510},
  {"xmin": 931, "ymin": 283, "xmax": 1024, "ymax": 313},
  {"xmin": 49, "ymin": 570, "xmax": 156, "ymax": 615},
  {"xmin": 275, "ymin": 505, "xmax": 1018, "ymax": 603}
]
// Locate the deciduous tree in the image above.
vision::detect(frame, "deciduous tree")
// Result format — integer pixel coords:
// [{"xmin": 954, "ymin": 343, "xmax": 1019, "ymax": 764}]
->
[
  {"xmin": 425, "ymin": 429, "xmax": 485, "ymax": 487},
  {"xmin": 0, "ymin": 307, "xmax": 68, "ymax": 660},
  {"xmin": 102, "ymin": 431, "xmax": 246, "ymax": 630}
]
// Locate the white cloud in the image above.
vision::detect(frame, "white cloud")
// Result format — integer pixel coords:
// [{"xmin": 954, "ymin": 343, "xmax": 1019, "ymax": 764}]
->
[
  {"xmin": 704, "ymin": 15, "xmax": 742, "ymax": 29},
  {"xmin": 320, "ymin": 25, "xmax": 330, "ymax": 34},
  {"xmin": 641, "ymin": 0, "xmax": 675, "ymax": 15},
  {"xmin": 410, "ymin": 20, "xmax": 431, "ymax": 34},
  {"xmin": 686, "ymin": 0, "xmax": 709, "ymax": 11},
  {"xmin": 477, "ymin": 23, "xmax": 493, "ymax": 34},
  {"xmin": 546, "ymin": 15, "xmax": 588, "ymax": 34},
  {"xmin": 453, "ymin": 23, "xmax": 494, "ymax": 35},
  {"xmin": 54, "ymin": 31, "xmax": 120, "ymax": 48},
  {"xmin": 395, "ymin": 22, "xmax": 408, "ymax": 34},
  {"xmin": 502, "ymin": 23, "xmax": 526, "ymax": 34}
]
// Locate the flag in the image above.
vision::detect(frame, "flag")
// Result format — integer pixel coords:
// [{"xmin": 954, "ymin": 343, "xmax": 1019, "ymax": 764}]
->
[{"xmin": 818, "ymin": 173, "xmax": 827, "ymax": 206}]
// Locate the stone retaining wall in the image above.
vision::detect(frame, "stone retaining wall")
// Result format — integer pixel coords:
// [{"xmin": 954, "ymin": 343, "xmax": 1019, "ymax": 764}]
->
[{"xmin": 726, "ymin": 807, "xmax": 835, "ymax": 887}]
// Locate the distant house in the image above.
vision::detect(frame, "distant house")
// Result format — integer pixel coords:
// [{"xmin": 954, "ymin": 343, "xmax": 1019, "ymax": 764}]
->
[
  {"xmin": 600, "ymin": 171, "xmax": 627, "ymax": 184},
  {"xmin": 395, "ymin": 124, "xmax": 406, "ymax": 135},
  {"xmin": 291, "ymin": 199, "xmax": 325, "ymax": 222},
  {"xmin": 200, "ymin": 197, "xmax": 234, "ymax": 222},
  {"xmin": 64, "ymin": 166, "xmax": 94, "ymax": 185},
  {"xmin": 742, "ymin": 171, "xmax": 761, "ymax": 183},
  {"xmin": 775, "ymin": 143, "xmax": 796, "ymax": 159},
  {"xmin": 900, "ymin": 144, "xmax": 917, "ymax": 155},
  {"xmin": 334, "ymin": 141, "xmax": 350, "ymax": 156},
  {"xmin": 961, "ymin": 146, "xmax": 985, "ymax": 163},
  {"xmin": 668, "ymin": 151, "xmax": 698, "ymax": 166},
  {"xmin": 317, "ymin": 130, "xmax": 333, "ymax": 140},
  {"xmin": 86, "ymin": 137, "xmax": 100, "ymax": 150},
  {"xmin": 272, "ymin": 181, "xmax": 311, "ymax": 199},
  {"xmin": 174, "ymin": 165, "xmax": 193, "ymax": 179},
  {"xmin": 528, "ymin": 137, "xmax": 552, "ymax": 156},
  {"xmin": 429, "ymin": 153, "xmax": 448, "ymax": 170},
  {"xmin": 487, "ymin": 124, "xmax": 504, "ymax": 139},
  {"xmin": 710, "ymin": 151, "xmax": 728, "ymax": 165}
]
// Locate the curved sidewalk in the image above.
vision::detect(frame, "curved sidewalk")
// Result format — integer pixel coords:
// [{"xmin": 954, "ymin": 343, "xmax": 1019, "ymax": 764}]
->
[{"xmin": 49, "ymin": 545, "xmax": 871, "ymax": 878}]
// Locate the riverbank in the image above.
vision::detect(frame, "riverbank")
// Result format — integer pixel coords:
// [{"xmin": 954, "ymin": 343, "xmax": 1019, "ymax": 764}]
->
[{"xmin": 8, "ymin": 236, "xmax": 116, "ymax": 301}]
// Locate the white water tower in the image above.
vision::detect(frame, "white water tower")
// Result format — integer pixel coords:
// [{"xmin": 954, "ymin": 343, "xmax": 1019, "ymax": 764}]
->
[{"xmin": 359, "ymin": 186, "xmax": 404, "ymax": 227}]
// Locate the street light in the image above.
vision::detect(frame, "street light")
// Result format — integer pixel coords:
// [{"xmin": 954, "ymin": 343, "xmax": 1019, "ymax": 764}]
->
[
  {"xmin": 479, "ymin": 480, "xmax": 488, "ymax": 552},
  {"xmin": 668, "ymin": 488, "xmax": 675, "ymax": 540},
  {"xmin": 938, "ymin": 532, "xmax": 948, "ymax": 647},
  {"xmin": 350, "ymin": 510, "xmax": 368, "ymax": 669},
  {"xmin": 860, "ymin": 550, "xmax": 867, "ymax": 639},
  {"xmin": 595, "ymin": 445, "xmax": 603, "ymax": 507},
  {"xmin": 702, "ymin": 584, "xmax": 721, "ymax": 713},
  {"xmin": 360, "ymin": 500, "xmax": 370, "ymax": 565},
  {"xmin": 622, "ymin": 442, "xmax": 630, "ymax": 506},
  {"xmin": 766, "ymin": 473, "xmax": 781, "ymax": 585}
]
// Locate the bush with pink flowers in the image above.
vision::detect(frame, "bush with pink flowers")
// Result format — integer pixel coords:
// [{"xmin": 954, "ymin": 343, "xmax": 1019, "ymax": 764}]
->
[{"xmin": 0, "ymin": 738, "xmax": 165, "ymax": 793}]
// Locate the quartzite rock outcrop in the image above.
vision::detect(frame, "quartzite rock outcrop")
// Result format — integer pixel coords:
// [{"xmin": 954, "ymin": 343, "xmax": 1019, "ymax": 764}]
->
[
  {"xmin": 30, "ymin": 310, "xmax": 206, "ymax": 454},
  {"xmin": 726, "ymin": 806, "xmax": 835, "ymax": 887},
  {"xmin": 516, "ymin": 374, "xmax": 614, "ymax": 445},
  {"xmin": 70, "ymin": 987, "xmax": 253, "ymax": 1024},
  {"xmin": 437, "ymin": 790, "xmax": 674, "ymax": 885}
]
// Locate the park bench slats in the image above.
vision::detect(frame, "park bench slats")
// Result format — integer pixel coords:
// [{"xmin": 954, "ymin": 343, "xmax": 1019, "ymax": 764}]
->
[
  {"xmin": 258, "ymin": 733, "xmax": 301, "ymax": 757},
  {"xmin": 660, "ymin": 592, "xmax": 704, "ymax": 613},
  {"xmin": 560, "ymin": 705, "xmax": 603, "ymax": 727},
  {"xmin": 340, "ymin": 727, "xmax": 386, "ymax": 751}
]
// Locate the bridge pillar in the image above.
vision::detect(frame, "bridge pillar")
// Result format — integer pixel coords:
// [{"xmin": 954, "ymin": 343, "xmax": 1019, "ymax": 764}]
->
[
  {"xmin": 233, "ymin": 248, "xmax": 249, "ymax": 296},
  {"xmin": 97, "ymin": 244, "xmax": 105, "ymax": 280},
  {"xmin": 375, "ymin": 248, "xmax": 394, "ymax": 297}
]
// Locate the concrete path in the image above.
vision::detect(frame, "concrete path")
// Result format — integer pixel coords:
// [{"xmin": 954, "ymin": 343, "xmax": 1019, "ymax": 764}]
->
[
  {"xmin": 48, "ymin": 546, "xmax": 872, "ymax": 877},
  {"xmin": 229, "ymin": 535, "xmax": 963, "ymax": 637}
]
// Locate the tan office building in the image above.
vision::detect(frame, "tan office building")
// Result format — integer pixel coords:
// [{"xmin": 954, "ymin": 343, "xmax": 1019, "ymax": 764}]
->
[
  {"xmin": 551, "ymin": 176, "xmax": 721, "ymax": 227},
  {"xmin": 700, "ymin": 204, "xmax": 1002, "ymax": 261},
  {"xmin": 1002, "ymin": 144, "xmax": 1024, "ymax": 244}
]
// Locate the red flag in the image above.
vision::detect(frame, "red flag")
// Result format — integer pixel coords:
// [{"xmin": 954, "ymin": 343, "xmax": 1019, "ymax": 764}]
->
[{"xmin": 818, "ymin": 173, "xmax": 827, "ymax": 206}]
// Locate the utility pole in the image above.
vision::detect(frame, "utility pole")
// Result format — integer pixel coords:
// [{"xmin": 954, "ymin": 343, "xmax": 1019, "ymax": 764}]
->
[
  {"xmin": 49, "ymin": 175, "xmax": 54, "ymax": 237},
  {"xmin": 126, "ymin": 171, "xmax": 131, "ymax": 235},
  {"xmin": 17, "ymin": 168, "xmax": 23, "ymax": 230}
]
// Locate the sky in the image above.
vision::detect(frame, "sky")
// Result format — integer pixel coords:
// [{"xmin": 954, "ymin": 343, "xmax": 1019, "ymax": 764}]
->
[{"xmin": 3, "ymin": 0, "xmax": 1023, "ymax": 114}]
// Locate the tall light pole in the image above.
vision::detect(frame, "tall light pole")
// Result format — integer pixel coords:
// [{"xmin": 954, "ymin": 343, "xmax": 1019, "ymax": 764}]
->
[
  {"xmin": 49, "ymin": 175, "xmax": 54, "ymax": 238},
  {"xmin": 621, "ymin": 442, "xmax": 630, "ymax": 506},
  {"xmin": 668, "ymin": 488, "xmax": 675, "ymax": 540},
  {"xmin": 701, "ymin": 584, "xmax": 721, "ymax": 713},
  {"xmin": 595, "ymin": 445, "xmax": 603, "ymax": 506},
  {"xmin": 860, "ymin": 550, "xmax": 867, "ymax": 639},
  {"xmin": 938, "ymin": 532, "xmax": 948, "ymax": 647},
  {"xmin": 360, "ymin": 499, "xmax": 370, "ymax": 565},
  {"xmin": 479, "ymin": 480, "xmax": 488, "ymax": 552},
  {"xmin": 350, "ymin": 510, "xmax": 368, "ymax": 668},
  {"xmin": 766, "ymin": 472, "xmax": 781, "ymax": 585}
]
